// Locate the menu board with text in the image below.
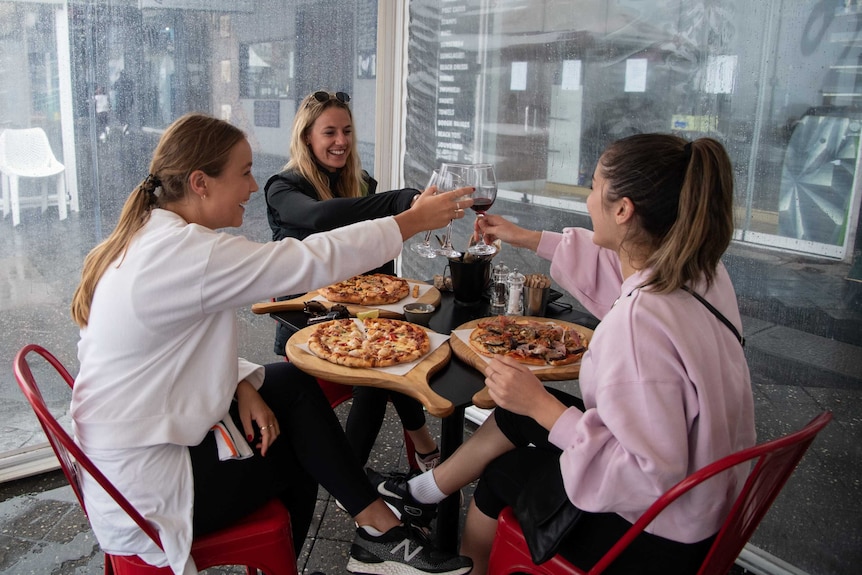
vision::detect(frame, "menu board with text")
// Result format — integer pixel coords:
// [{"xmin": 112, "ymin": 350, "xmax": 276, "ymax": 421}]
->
[{"xmin": 435, "ymin": 0, "xmax": 479, "ymax": 163}]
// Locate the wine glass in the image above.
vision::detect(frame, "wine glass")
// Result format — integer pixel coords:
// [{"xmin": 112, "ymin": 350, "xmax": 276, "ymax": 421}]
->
[
  {"xmin": 466, "ymin": 164, "xmax": 498, "ymax": 256},
  {"xmin": 409, "ymin": 170, "xmax": 441, "ymax": 259},
  {"xmin": 435, "ymin": 164, "xmax": 474, "ymax": 258}
]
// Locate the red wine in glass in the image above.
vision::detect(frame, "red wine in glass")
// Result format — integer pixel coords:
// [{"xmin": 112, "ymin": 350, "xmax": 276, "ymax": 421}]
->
[
  {"xmin": 467, "ymin": 168, "xmax": 498, "ymax": 256},
  {"xmin": 471, "ymin": 197, "xmax": 495, "ymax": 213}
]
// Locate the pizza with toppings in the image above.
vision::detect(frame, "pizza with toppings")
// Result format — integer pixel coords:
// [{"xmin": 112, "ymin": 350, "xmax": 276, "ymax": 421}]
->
[
  {"xmin": 307, "ymin": 317, "xmax": 431, "ymax": 368},
  {"xmin": 318, "ymin": 273, "xmax": 410, "ymax": 306},
  {"xmin": 468, "ymin": 316, "xmax": 587, "ymax": 366}
]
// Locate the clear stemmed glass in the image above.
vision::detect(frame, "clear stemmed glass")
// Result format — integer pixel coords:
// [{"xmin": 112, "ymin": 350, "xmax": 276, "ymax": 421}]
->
[
  {"xmin": 466, "ymin": 164, "xmax": 498, "ymax": 256},
  {"xmin": 409, "ymin": 170, "xmax": 441, "ymax": 259},
  {"xmin": 435, "ymin": 164, "xmax": 474, "ymax": 258}
]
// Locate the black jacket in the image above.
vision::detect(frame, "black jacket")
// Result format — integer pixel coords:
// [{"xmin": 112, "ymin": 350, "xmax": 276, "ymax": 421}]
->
[
  {"xmin": 263, "ymin": 167, "xmax": 419, "ymax": 354},
  {"xmin": 264, "ymin": 167, "xmax": 418, "ymax": 243}
]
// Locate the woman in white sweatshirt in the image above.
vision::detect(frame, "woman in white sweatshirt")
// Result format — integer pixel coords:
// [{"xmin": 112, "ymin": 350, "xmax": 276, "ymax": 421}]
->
[{"xmin": 68, "ymin": 113, "xmax": 474, "ymax": 575}]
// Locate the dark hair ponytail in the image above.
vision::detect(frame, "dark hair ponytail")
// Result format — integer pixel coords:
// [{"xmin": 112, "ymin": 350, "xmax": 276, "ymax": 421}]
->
[{"xmin": 600, "ymin": 134, "xmax": 735, "ymax": 293}]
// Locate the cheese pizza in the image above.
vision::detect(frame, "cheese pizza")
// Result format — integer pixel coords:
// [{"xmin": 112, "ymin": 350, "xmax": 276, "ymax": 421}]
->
[
  {"xmin": 318, "ymin": 273, "xmax": 410, "ymax": 306},
  {"xmin": 307, "ymin": 317, "xmax": 431, "ymax": 368}
]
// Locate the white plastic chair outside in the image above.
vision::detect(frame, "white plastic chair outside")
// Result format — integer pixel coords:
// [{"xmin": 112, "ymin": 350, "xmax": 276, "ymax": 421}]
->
[{"xmin": 0, "ymin": 128, "xmax": 67, "ymax": 226}]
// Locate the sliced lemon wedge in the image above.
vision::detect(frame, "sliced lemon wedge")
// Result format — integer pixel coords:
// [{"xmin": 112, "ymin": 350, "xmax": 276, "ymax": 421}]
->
[{"xmin": 356, "ymin": 309, "xmax": 379, "ymax": 320}]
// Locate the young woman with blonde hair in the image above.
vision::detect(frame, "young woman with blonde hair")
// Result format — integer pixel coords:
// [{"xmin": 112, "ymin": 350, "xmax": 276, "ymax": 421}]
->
[
  {"xmin": 69, "ymin": 112, "xmax": 472, "ymax": 575},
  {"xmin": 369, "ymin": 134, "xmax": 755, "ymax": 575},
  {"xmin": 265, "ymin": 90, "xmax": 443, "ymax": 473}
]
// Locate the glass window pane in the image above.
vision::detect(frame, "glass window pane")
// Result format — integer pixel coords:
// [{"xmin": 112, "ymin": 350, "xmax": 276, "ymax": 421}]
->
[
  {"xmin": 401, "ymin": 3, "xmax": 860, "ymax": 575},
  {"xmin": 0, "ymin": 0, "xmax": 377, "ymax": 475}
]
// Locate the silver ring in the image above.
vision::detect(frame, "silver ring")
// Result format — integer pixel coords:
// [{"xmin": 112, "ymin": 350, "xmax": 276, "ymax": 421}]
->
[{"xmin": 455, "ymin": 202, "xmax": 460, "ymax": 210}]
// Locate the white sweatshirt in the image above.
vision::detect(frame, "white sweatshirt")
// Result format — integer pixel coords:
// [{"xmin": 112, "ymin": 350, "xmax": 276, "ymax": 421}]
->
[{"xmin": 72, "ymin": 209, "xmax": 403, "ymax": 574}]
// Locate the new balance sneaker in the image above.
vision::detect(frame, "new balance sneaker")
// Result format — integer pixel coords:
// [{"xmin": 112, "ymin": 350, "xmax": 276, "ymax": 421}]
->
[
  {"xmin": 347, "ymin": 524, "xmax": 472, "ymax": 575},
  {"xmin": 415, "ymin": 447, "xmax": 441, "ymax": 472},
  {"xmin": 366, "ymin": 468, "xmax": 437, "ymax": 529}
]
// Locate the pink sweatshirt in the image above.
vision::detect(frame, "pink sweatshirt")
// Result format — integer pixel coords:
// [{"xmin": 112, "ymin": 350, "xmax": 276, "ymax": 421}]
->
[{"xmin": 538, "ymin": 228, "xmax": 755, "ymax": 544}]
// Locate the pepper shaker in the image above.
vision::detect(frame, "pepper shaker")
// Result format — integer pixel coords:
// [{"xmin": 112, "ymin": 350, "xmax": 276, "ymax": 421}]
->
[
  {"xmin": 506, "ymin": 269, "xmax": 525, "ymax": 315},
  {"xmin": 490, "ymin": 263, "xmax": 510, "ymax": 311}
]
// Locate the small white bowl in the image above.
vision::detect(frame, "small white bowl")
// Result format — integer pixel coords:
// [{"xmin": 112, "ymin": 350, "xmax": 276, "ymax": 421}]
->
[{"xmin": 403, "ymin": 302, "xmax": 435, "ymax": 326}]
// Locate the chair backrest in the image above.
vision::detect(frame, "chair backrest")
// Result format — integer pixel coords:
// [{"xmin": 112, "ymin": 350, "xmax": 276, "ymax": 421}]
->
[
  {"xmin": 587, "ymin": 411, "xmax": 833, "ymax": 575},
  {"xmin": 13, "ymin": 344, "xmax": 164, "ymax": 551},
  {"xmin": 696, "ymin": 411, "xmax": 832, "ymax": 574},
  {"xmin": 0, "ymin": 128, "xmax": 60, "ymax": 171}
]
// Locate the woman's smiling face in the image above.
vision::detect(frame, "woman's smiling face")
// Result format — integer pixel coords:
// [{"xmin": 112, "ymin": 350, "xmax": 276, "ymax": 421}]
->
[
  {"xmin": 306, "ymin": 106, "xmax": 353, "ymax": 172},
  {"xmin": 201, "ymin": 138, "xmax": 258, "ymax": 229}
]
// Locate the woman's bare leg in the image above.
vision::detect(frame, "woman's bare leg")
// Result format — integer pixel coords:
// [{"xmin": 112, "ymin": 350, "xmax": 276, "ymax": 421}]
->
[
  {"xmin": 431, "ymin": 412, "xmax": 514, "ymax": 496},
  {"xmin": 407, "ymin": 424, "xmax": 439, "ymax": 454},
  {"xmin": 460, "ymin": 498, "xmax": 498, "ymax": 575}
]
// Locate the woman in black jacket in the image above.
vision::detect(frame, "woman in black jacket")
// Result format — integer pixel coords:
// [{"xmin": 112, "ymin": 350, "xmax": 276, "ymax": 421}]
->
[{"xmin": 264, "ymin": 90, "xmax": 441, "ymax": 472}]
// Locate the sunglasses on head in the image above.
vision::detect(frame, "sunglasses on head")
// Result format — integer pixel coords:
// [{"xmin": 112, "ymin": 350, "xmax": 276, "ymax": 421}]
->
[
  {"xmin": 310, "ymin": 91, "xmax": 350, "ymax": 106},
  {"xmin": 304, "ymin": 301, "xmax": 350, "ymax": 324}
]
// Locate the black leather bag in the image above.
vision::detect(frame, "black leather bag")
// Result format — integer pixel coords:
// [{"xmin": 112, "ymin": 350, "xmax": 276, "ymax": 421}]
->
[{"xmin": 513, "ymin": 459, "xmax": 583, "ymax": 564}]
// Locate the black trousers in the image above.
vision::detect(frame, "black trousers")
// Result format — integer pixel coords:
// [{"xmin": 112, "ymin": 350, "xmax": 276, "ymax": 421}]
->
[
  {"xmin": 347, "ymin": 385, "xmax": 427, "ymax": 466},
  {"xmin": 275, "ymin": 321, "xmax": 428, "ymax": 467},
  {"xmin": 473, "ymin": 387, "xmax": 715, "ymax": 575},
  {"xmin": 188, "ymin": 362, "xmax": 378, "ymax": 555}
]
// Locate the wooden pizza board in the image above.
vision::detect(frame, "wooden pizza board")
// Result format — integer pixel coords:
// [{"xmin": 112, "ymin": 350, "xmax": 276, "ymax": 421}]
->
[
  {"xmin": 448, "ymin": 316, "xmax": 594, "ymax": 409},
  {"xmin": 286, "ymin": 323, "xmax": 454, "ymax": 418},
  {"xmin": 251, "ymin": 279, "xmax": 441, "ymax": 318}
]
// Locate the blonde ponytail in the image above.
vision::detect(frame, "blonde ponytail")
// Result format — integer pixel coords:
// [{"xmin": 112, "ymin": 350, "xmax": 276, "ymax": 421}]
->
[{"xmin": 70, "ymin": 183, "xmax": 154, "ymax": 327}]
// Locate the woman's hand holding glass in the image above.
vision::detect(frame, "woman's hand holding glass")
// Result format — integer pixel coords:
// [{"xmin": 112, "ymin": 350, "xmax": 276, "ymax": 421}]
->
[
  {"xmin": 395, "ymin": 184, "xmax": 471, "ymax": 241},
  {"xmin": 475, "ymin": 212, "xmax": 542, "ymax": 252}
]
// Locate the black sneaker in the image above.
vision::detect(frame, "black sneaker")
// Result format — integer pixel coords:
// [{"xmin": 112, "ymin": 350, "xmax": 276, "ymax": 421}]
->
[
  {"xmin": 366, "ymin": 468, "xmax": 437, "ymax": 529},
  {"xmin": 415, "ymin": 447, "xmax": 441, "ymax": 472},
  {"xmin": 347, "ymin": 524, "xmax": 472, "ymax": 575}
]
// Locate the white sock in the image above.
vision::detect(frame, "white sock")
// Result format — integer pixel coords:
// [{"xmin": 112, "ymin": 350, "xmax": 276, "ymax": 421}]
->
[
  {"xmin": 359, "ymin": 524, "xmax": 385, "ymax": 536},
  {"xmin": 407, "ymin": 469, "xmax": 446, "ymax": 504}
]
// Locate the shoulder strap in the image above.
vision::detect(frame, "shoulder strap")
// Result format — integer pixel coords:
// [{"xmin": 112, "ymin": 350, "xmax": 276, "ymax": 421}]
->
[{"xmin": 681, "ymin": 286, "xmax": 745, "ymax": 347}]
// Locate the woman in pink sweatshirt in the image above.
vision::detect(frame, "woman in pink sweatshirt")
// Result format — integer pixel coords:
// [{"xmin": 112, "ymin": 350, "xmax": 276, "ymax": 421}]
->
[{"xmin": 367, "ymin": 134, "xmax": 755, "ymax": 575}]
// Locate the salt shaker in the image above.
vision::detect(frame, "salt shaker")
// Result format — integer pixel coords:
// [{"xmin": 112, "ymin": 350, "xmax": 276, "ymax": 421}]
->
[
  {"xmin": 506, "ymin": 269, "xmax": 525, "ymax": 315},
  {"xmin": 490, "ymin": 263, "xmax": 510, "ymax": 310}
]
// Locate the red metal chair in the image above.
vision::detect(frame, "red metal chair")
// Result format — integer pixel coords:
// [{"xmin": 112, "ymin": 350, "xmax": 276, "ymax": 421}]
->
[
  {"xmin": 13, "ymin": 344, "xmax": 298, "ymax": 575},
  {"xmin": 488, "ymin": 411, "xmax": 833, "ymax": 575}
]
